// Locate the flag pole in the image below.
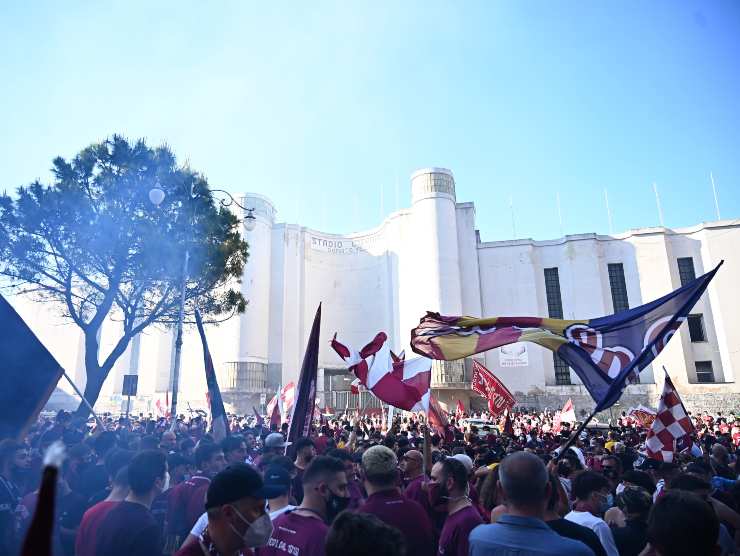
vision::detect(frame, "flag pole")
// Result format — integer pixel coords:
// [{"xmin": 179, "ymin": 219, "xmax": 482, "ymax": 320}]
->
[
  {"xmin": 554, "ymin": 408, "xmax": 598, "ymax": 461},
  {"xmin": 62, "ymin": 371, "xmax": 105, "ymax": 430}
]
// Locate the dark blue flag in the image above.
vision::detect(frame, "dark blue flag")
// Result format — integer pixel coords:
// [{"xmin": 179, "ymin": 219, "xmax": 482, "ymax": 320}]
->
[
  {"xmin": 286, "ymin": 303, "xmax": 321, "ymax": 457},
  {"xmin": 0, "ymin": 294, "xmax": 64, "ymax": 439},
  {"xmin": 194, "ymin": 308, "xmax": 229, "ymax": 442}
]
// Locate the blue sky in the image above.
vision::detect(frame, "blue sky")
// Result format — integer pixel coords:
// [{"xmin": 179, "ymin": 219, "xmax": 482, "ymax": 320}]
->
[{"xmin": 1, "ymin": 1, "xmax": 739, "ymax": 240}]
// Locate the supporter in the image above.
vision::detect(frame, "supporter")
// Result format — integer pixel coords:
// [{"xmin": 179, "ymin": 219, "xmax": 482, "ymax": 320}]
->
[
  {"xmin": 222, "ymin": 435, "xmax": 249, "ymax": 465},
  {"xmin": 166, "ymin": 442, "xmax": 226, "ymax": 548},
  {"xmin": 399, "ymin": 449, "xmax": 425, "ymax": 502},
  {"xmin": 325, "ymin": 511, "xmax": 406, "ymax": 556},
  {"xmin": 431, "ymin": 457, "xmax": 483, "ymax": 556},
  {"xmin": 468, "ymin": 451, "xmax": 594, "ymax": 555},
  {"xmin": 607, "ymin": 485, "xmax": 652, "ymax": 556},
  {"xmin": 0, "ymin": 440, "xmax": 27, "ymax": 555},
  {"xmin": 565, "ymin": 470, "xmax": 619, "ymax": 556},
  {"xmin": 75, "ymin": 465, "xmax": 130, "ymax": 556},
  {"xmin": 291, "ymin": 437, "xmax": 316, "ymax": 504},
  {"xmin": 175, "ymin": 464, "xmax": 275, "ymax": 556},
  {"xmin": 358, "ymin": 445, "xmax": 435, "ymax": 555},
  {"xmin": 168, "ymin": 452, "xmax": 193, "ymax": 486},
  {"xmin": 263, "ymin": 466, "xmax": 295, "ymax": 519},
  {"xmin": 325, "ymin": 448, "xmax": 365, "ymax": 509},
  {"xmin": 256, "ymin": 455, "xmax": 349, "ymax": 556},
  {"xmin": 255, "ymin": 433, "xmax": 290, "ymax": 468},
  {"xmin": 600, "ymin": 454, "xmax": 622, "ymax": 493},
  {"xmin": 82, "ymin": 431, "xmax": 117, "ymax": 499},
  {"xmin": 646, "ymin": 490, "xmax": 721, "ymax": 556},
  {"xmin": 543, "ymin": 473, "xmax": 606, "ymax": 556},
  {"xmin": 160, "ymin": 431, "xmax": 178, "ymax": 453},
  {"xmin": 92, "ymin": 449, "xmax": 168, "ymax": 556}
]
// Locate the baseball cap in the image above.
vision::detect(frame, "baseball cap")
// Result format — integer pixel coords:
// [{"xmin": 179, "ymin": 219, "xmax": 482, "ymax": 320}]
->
[
  {"xmin": 264, "ymin": 433, "xmax": 291, "ymax": 449},
  {"xmin": 262, "ymin": 465, "xmax": 291, "ymax": 497},
  {"xmin": 205, "ymin": 464, "xmax": 284, "ymax": 509}
]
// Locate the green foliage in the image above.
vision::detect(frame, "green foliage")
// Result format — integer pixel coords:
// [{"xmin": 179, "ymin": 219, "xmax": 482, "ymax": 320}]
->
[{"xmin": 0, "ymin": 134, "xmax": 248, "ymax": 409}]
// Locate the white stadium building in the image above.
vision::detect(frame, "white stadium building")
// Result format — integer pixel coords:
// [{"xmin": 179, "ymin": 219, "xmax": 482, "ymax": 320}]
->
[{"xmin": 11, "ymin": 168, "xmax": 740, "ymax": 417}]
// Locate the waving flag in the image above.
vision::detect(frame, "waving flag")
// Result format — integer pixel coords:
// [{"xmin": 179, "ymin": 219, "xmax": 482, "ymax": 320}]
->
[
  {"xmin": 646, "ymin": 375, "xmax": 695, "ymax": 462},
  {"xmin": 286, "ymin": 304, "xmax": 321, "ymax": 456},
  {"xmin": 0, "ymin": 294, "xmax": 64, "ymax": 440},
  {"xmin": 629, "ymin": 405, "xmax": 657, "ymax": 428},
  {"xmin": 456, "ymin": 400, "xmax": 465, "ymax": 420},
  {"xmin": 331, "ymin": 332, "xmax": 432, "ymax": 412},
  {"xmin": 472, "ymin": 361, "xmax": 516, "ymax": 416},
  {"xmin": 411, "ymin": 262, "xmax": 721, "ymax": 410},
  {"xmin": 194, "ymin": 308, "xmax": 229, "ymax": 442}
]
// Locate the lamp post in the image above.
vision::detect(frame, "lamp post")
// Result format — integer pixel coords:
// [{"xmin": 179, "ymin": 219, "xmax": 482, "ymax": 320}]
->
[{"xmin": 149, "ymin": 183, "xmax": 256, "ymax": 420}]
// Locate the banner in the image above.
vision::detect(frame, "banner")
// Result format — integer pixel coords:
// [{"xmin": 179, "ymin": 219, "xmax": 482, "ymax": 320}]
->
[
  {"xmin": 628, "ymin": 405, "xmax": 657, "ymax": 428},
  {"xmin": 411, "ymin": 262, "xmax": 722, "ymax": 410},
  {"xmin": 472, "ymin": 360, "xmax": 516, "ymax": 416}
]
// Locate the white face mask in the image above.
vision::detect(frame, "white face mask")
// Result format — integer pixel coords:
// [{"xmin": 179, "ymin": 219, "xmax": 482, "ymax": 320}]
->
[
  {"xmin": 161, "ymin": 471, "xmax": 170, "ymax": 492},
  {"xmin": 615, "ymin": 482, "xmax": 625, "ymax": 495},
  {"xmin": 231, "ymin": 507, "xmax": 273, "ymax": 548}
]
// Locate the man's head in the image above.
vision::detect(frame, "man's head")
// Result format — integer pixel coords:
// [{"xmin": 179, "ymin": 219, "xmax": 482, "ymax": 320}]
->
[
  {"xmin": 669, "ymin": 473, "xmax": 712, "ymax": 500},
  {"xmin": 399, "ymin": 449, "xmax": 423, "ymax": 478},
  {"xmin": 326, "ymin": 511, "xmax": 405, "ymax": 556},
  {"xmin": 205, "ymin": 464, "xmax": 278, "ymax": 552},
  {"xmin": 94, "ymin": 431, "xmax": 117, "ymax": 459},
  {"xmin": 221, "ymin": 436, "xmax": 248, "ymax": 465},
  {"xmin": 0, "ymin": 440, "xmax": 29, "ymax": 475},
  {"xmin": 167, "ymin": 453, "xmax": 191, "ymax": 485},
  {"xmin": 127, "ymin": 450, "xmax": 168, "ymax": 501},
  {"xmin": 195, "ymin": 443, "xmax": 226, "ymax": 477},
  {"xmin": 294, "ymin": 437, "xmax": 316, "ymax": 465},
  {"xmin": 302, "ymin": 456, "xmax": 349, "ymax": 523},
  {"xmin": 648, "ymin": 490, "xmax": 720, "ymax": 556},
  {"xmin": 615, "ymin": 485, "xmax": 652, "ymax": 521},
  {"xmin": 362, "ymin": 446, "xmax": 398, "ymax": 490},
  {"xmin": 711, "ymin": 443, "xmax": 729, "ymax": 465},
  {"xmin": 263, "ymin": 465, "xmax": 292, "ymax": 502},
  {"xmin": 326, "ymin": 449, "xmax": 357, "ymax": 480},
  {"xmin": 263, "ymin": 433, "xmax": 290, "ymax": 455},
  {"xmin": 497, "ymin": 452, "xmax": 550, "ymax": 515},
  {"xmin": 160, "ymin": 431, "xmax": 177, "ymax": 452},
  {"xmin": 572, "ymin": 470, "xmax": 612, "ymax": 516},
  {"xmin": 430, "ymin": 458, "xmax": 468, "ymax": 509}
]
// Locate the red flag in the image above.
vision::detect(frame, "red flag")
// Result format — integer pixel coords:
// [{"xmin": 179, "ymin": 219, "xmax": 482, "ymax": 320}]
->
[
  {"xmin": 253, "ymin": 406, "xmax": 264, "ymax": 427},
  {"xmin": 646, "ymin": 375, "xmax": 695, "ymax": 462},
  {"xmin": 428, "ymin": 395, "xmax": 448, "ymax": 436},
  {"xmin": 472, "ymin": 361, "xmax": 516, "ymax": 416},
  {"xmin": 456, "ymin": 400, "xmax": 465, "ymax": 420},
  {"xmin": 267, "ymin": 394, "xmax": 281, "ymax": 428}
]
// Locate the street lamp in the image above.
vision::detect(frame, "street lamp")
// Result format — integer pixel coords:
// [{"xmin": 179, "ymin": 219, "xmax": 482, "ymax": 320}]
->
[{"xmin": 148, "ymin": 184, "xmax": 256, "ymax": 419}]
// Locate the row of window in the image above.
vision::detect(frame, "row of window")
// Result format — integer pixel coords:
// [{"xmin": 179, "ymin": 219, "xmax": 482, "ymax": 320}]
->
[{"xmin": 544, "ymin": 256, "xmax": 714, "ymax": 384}]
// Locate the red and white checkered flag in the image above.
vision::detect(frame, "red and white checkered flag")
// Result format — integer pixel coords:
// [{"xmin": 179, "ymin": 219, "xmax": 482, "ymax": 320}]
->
[{"xmin": 645, "ymin": 375, "xmax": 695, "ymax": 462}]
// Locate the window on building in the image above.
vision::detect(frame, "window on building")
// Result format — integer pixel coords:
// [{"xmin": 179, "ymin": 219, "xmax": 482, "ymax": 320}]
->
[
  {"xmin": 687, "ymin": 314, "xmax": 706, "ymax": 342},
  {"xmin": 695, "ymin": 361, "xmax": 715, "ymax": 383},
  {"xmin": 677, "ymin": 257, "xmax": 696, "ymax": 286},
  {"xmin": 544, "ymin": 268, "xmax": 564, "ymax": 319},
  {"xmin": 608, "ymin": 263, "xmax": 630, "ymax": 313},
  {"xmin": 544, "ymin": 268, "xmax": 570, "ymax": 384},
  {"xmin": 553, "ymin": 354, "xmax": 571, "ymax": 386}
]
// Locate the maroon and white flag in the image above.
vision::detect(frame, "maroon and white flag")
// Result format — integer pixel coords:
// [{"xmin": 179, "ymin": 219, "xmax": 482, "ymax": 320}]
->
[
  {"xmin": 645, "ymin": 375, "xmax": 695, "ymax": 462},
  {"xmin": 472, "ymin": 360, "xmax": 516, "ymax": 416},
  {"xmin": 331, "ymin": 332, "xmax": 432, "ymax": 412}
]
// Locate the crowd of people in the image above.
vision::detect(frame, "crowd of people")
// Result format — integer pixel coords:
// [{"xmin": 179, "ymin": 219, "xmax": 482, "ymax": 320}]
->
[{"xmin": 2, "ymin": 405, "xmax": 740, "ymax": 555}]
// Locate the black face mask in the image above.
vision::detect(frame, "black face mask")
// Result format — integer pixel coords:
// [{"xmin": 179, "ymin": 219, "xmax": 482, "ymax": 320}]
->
[{"xmin": 325, "ymin": 491, "xmax": 351, "ymax": 523}]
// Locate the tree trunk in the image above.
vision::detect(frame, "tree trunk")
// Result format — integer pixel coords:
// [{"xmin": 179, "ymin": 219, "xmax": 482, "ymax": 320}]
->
[{"xmin": 73, "ymin": 369, "xmax": 106, "ymax": 419}]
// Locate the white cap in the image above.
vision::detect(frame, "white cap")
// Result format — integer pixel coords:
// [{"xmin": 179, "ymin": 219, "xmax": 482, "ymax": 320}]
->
[{"xmin": 451, "ymin": 453, "xmax": 473, "ymax": 473}]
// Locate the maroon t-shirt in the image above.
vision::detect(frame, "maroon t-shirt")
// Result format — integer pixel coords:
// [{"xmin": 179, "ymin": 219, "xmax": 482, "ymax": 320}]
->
[
  {"xmin": 438, "ymin": 504, "xmax": 483, "ymax": 556},
  {"xmin": 255, "ymin": 511, "xmax": 328, "ymax": 556},
  {"xmin": 167, "ymin": 476, "xmax": 210, "ymax": 538},
  {"xmin": 76, "ymin": 500, "xmax": 119, "ymax": 556},
  {"xmin": 359, "ymin": 489, "xmax": 436, "ymax": 556}
]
